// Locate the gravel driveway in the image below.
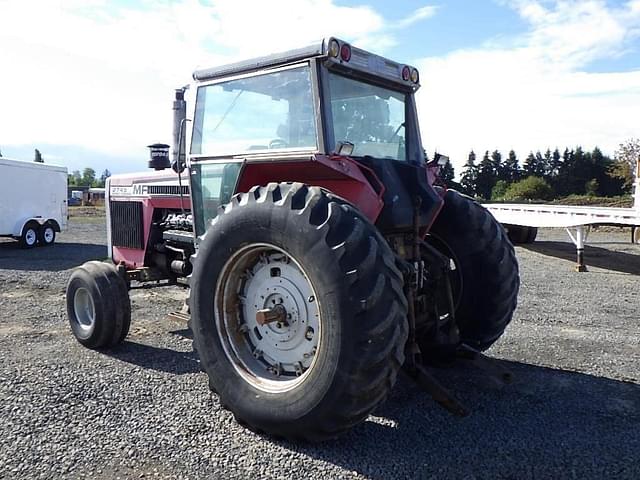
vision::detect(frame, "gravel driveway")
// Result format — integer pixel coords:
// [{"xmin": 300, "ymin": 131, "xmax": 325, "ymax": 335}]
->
[{"xmin": 1, "ymin": 220, "xmax": 638, "ymax": 479}]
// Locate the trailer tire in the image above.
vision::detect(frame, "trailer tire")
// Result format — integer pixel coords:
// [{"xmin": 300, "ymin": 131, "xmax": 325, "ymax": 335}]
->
[
  {"xmin": 190, "ymin": 183, "xmax": 408, "ymax": 441},
  {"xmin": 506, "ymin": 225, "xmax": 537, "ymax": 244},
  {"xmin": 525, "ymin": 226, "xmax": 538, "ymax": 243},
  {"xmin": 66, "ymin": 261, "xmax": 131, "ymax": 349},
  {"xmin": 19, "ymin": 221, "xmax": 39, "ymax": 249},
  {"xmin": 428, "ymin": 189, "xmax": 519, "ymax": 351},
  {"xmin": 38, "ymin": 223, "xmax": 56, "ymax": 246}
]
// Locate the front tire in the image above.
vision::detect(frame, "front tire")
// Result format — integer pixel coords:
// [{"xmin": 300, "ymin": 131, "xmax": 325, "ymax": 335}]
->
[
  {"xmin": 190, "ymin": 183, "xmax": 408, "ymax": 441},
  {"xmin": 427, "ymin": 190, "xmax": 519, "ymax": 351},
  {"xmin": 66, "ymin": 261, "xmax": 131, "ymax": 349}
]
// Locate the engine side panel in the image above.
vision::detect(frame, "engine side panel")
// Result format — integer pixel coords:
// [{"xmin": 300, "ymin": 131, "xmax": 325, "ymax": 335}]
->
[{"xmin": 108, "ymin": 171, "xmax": 191, "ymax": 269}]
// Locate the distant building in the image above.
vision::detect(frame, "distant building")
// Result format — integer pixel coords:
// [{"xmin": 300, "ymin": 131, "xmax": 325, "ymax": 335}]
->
[
  {"xmin": 67, "ymin": 186, "xmax": 105, "ymax": 206},
  {"xmin": 88, "ymin": 188, "xmax": 105, "ymax": 206}
]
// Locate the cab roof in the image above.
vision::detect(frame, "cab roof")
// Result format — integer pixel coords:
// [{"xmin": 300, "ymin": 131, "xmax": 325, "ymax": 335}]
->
[{"xmin": 192, "ymin": 37, "xmax": 420, "ymax": 91}]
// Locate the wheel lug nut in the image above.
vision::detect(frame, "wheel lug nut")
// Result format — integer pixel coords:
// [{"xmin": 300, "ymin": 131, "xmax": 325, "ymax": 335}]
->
[{"xmin": 305, "ymin": 326, "xmax": 314, "ymax": 340}]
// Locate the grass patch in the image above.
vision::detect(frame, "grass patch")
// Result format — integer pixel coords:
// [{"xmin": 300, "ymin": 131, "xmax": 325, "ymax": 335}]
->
[{"xmin": 69, "ymin": 206, "xmax": 106, "ymax": 218}]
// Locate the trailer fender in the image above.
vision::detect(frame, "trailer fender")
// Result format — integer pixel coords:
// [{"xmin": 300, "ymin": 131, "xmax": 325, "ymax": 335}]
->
[
  {"xmin": 13, "ymin": 217, "xmax": 45, "ymax": 237},
  {"xmin": 46, "ymin": 219, "xmax": 61, "ymax": 232}
]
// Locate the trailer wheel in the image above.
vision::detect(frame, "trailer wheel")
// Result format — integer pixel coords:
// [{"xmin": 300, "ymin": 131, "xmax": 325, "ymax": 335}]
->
[
  {"xmin": 38, "ymin": 223, "xmax": 56, "ymax": 246},
  {"xmin": 427, "ymin": 190, "xmax": 519, "ymax": 351},
  {"xmin": 190, "ymin": 183, "xmax": 408, "ymax": 441},
  {"xmin": 525, "ymin": 226, "xmax": 538, "ymax": 243},
  {"xmin": 66, "ymin": 261, "xmax": 131, "ymax": 349},
  {"xmin": 506, "ymin": 225, "xmax": 537, "ymax": 244},
  {"xmin": 19, "ymin": 221, "xmax": 39, "ymax": 249}
]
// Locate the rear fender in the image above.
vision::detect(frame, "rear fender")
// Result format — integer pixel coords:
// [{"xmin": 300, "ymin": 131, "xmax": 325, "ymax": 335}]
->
[{"xmin": 235, "ymin": 154, "xmax": 385, "ymax": 222}]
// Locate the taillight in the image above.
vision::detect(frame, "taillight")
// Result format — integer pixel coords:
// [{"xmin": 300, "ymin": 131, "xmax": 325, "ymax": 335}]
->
[
  {"xmin": 402, "ymin": 65, "xmax": 410, "ymax": 81},
  {"xmin": 340, "ymin": 44, "xmax": 351, "ymax": 62}
]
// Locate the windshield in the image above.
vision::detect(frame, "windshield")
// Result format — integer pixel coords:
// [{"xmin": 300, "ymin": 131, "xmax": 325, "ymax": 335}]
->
[
  {"xmin": 328, "ymin": 72, "xmax": 406, "ymax": 161},
  {"xmin": 191, "ymin": 65, "xmax": 317, "ymax": 156}
]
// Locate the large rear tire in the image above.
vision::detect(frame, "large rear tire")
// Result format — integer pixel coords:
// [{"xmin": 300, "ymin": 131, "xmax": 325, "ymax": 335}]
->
[
  {"xmin": 190, "ymin": 183, "xmax": 408, "ymax": 441},
  {"xmin": 427, "ymin": 190, "xmax": 519, "ymax": 351},
  {"xmin": 66, "ymin": 261, "xmax": 131, "ymax": 349}
]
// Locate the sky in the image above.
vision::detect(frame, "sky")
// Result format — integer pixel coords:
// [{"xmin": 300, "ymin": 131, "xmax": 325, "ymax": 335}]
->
[{"xmin": 0, "ymin": 0, "xmax": 639, "ymax": 177}]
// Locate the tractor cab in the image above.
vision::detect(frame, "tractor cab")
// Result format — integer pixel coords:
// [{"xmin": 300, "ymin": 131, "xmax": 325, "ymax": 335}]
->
[{"xmin": 183, "ymin": 37, "xmax": 440, "ymax": 239}]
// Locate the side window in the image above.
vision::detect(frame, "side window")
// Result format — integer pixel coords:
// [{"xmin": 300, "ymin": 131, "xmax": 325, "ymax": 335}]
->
[{"xmin": 191, "ymin": 162, "xmax": 241, "ymax": 236}]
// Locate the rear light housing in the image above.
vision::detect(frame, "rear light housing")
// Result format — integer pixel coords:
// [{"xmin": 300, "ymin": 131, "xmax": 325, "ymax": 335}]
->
[
  {"xmin": 328, "ymin": 39, "xmax": 340, "ymax": 58},
  {"xmin": 402, "ymin": 66, "xmax": 410, "ymax": 81},
  {"xmin": 340, "ymin": 43, "xmax": 351, "ymax": 62}
]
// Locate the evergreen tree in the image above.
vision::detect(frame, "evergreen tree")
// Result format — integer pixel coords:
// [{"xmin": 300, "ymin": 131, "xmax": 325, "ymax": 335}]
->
[
  {"xmin": 523, "ymin": 152, "xmax": 536, "ymax": 176},
  {"xmin": 34, "ymin": 149, "xmax": 44, "ymax": 163},
  {"xmin": 439, "ymin": 162, "xmax": 455, "ymax": 184},
  {"xmin": 543, "ymin": 149, "xmax": 553, "ymax": 179},
  {"xmin": 534, "ymin": 151, "xmax": 545, "ymax": 177},
  {"xmin": 551, "ymin": 148, "xmax": 561, "ymax": 177},
  {"xmin": 503, "ymin": 150, "xmax": 520, "ymax": 182},
  {"xmin": 491, "ymin": 150, "xmax": 504, "ymax": 181},
  {"xmin": 475, "ymin": 150, "xmax": 495, "ymax": 200},
  {"xmin": 460, "ymin": 150, "xmax": 479, "ymax": 196}
]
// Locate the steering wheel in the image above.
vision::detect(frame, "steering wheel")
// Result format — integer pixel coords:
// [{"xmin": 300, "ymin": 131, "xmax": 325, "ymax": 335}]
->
[{"xmin": 269, "ymin": 138, "xmax": 289, "ymax": 149}]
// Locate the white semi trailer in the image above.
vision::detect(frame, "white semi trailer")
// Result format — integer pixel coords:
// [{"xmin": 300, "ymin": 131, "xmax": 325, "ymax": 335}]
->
[
  {"xmin": 0, "ymin": 157, "xmax": 68, "ymax": 248},
  {"xmin": 485, "ymin": 158, "xmax": 640, "ymax": 271}
]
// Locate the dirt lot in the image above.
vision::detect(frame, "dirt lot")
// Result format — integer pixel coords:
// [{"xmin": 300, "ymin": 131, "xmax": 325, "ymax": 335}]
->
[{"xmin": 1, "ymin": 218, "xmax": 639, "ymax": 479}]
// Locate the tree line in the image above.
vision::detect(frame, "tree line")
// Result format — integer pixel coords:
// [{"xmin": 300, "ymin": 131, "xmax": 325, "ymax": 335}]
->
[
  {"xmin": 442, "ymin": 139, "xmax": 639, "ymax": 201},
  {"xmin": 68, "ymin": 168, "xmax": 112, "ymax": 188}
]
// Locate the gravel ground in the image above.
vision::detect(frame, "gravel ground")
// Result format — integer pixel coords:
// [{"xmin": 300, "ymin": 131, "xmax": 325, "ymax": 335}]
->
[{"xmin": 1, "ymin": 220, "xmax": 639, "ymax": 479}]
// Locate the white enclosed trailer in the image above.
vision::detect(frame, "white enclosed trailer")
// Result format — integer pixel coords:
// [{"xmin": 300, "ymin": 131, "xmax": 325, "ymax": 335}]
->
[
  {"xmin": 484, "ymin": 160, "xmax": 640, "ymax": 271},
  {"xmin": 0, "ymin": 157, "xmax": 68, "ymax": 248}
]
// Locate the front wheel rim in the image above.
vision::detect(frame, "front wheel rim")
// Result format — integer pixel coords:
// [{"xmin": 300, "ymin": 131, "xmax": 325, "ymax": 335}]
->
[
  {"xmin": 73, "ymin": 287, "xmax": 96, "ymax": 333},
  {"xmin": 215, "ymin": 243, "xmax": 321, "ymax": 393}
]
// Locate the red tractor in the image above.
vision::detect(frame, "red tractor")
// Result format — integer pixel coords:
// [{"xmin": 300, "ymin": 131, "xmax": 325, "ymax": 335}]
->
[{"xmin": 67, "ymin": 38, "xmax": 519, "ymax": 441}]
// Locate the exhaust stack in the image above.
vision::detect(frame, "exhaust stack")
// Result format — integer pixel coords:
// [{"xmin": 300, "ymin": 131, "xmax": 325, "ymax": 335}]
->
[{"xmin": 172, "ymin": 86, "xmax": 188, "ymax": 173}]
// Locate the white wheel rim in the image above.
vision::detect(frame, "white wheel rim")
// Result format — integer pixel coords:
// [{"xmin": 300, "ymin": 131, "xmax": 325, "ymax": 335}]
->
[
  {"xmin": 25, "ymin": 228, "xmax": 37, "ymax": 246},
  {"xmin": 44, "ymin": 227, "xmax": 54, "ymax": 243},
  {"xmin": 215, "ymin": 243, "xmax": 321, "ymax": 393},
  {"xmin": 73, "ymin": 287, "xmax": 96, "ymax": 332}
]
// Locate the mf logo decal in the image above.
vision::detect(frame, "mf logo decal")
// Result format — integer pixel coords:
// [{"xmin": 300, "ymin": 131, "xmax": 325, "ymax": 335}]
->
[{"xmin": 132, "ymin": 184, "xmax": 148, "ymax": 195}]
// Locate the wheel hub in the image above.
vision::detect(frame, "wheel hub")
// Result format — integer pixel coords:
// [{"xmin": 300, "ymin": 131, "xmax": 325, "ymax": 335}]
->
[
  {"xmin": 216, "ymin": 245, "xmax": 321, "ymax": 392},
  {"xmin": 25, "ymin": 229, "xmax": 37, "ymax": 246},
  {"xmin": 73, "ymin": 287, "xmax": 96, "ymax": 332}
]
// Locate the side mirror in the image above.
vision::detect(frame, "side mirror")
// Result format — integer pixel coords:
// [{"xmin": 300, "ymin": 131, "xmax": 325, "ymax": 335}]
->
[
  {"xmin": 434, "ymin": 152, "xmax": 449, "ymax": 166},
  {"xmin": 334, "ymin": 141, "xmax": 354, "ymax": 157}
]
